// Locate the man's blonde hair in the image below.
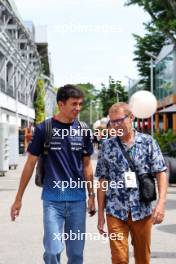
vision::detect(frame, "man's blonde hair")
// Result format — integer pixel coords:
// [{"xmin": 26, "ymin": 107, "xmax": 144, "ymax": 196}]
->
[{"xmin": 109, "ymin": 102, "xmax": 132, "ymax": 115}]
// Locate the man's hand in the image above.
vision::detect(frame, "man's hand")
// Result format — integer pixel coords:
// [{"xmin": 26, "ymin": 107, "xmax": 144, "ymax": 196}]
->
[
  {"xmin": 97, "ymin": 212, "xmax": 106, "ymax": 235},
  {"xmin": 87, "ymin": 197, "xmax": 96, "ymax": 217},
  {"xmin": 11, "ymin": 200, "xmax": 22, "ymax": 221},
  {"xmin": 152, "ymin": 200, "xmax": 165, "ymax": 225},
  {"xmin": 10, "ymin": 154, "xmax": 38, "ymax": 222}
]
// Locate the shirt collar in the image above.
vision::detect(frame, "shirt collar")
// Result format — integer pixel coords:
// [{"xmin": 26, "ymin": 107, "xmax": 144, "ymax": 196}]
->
[
  {"xmin": 111, "ymin": 129, "xmax": 143, "ymax": 148},
  {"xmin": 120, "ymin": 130, "xmax": 142, "ymax": 149}
]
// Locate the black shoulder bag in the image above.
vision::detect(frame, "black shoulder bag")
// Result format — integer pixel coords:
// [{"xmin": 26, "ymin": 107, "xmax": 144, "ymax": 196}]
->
[{"xmin": 117, "ymin": 137, "xmax": 157, "ymax": 203}]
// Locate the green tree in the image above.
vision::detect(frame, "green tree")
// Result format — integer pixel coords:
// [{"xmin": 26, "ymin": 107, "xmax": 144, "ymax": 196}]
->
[
  {"xmin": 76, "ymin": 83, "xmax": 99, "ymax": 124},
  {"xmin": 154, "ymin": 129, "xmax": 176, "ymax": 157},
  {"xmin": 34, "ymin": 79, "xmax": 46, "ymax": 124},
  {"xmin": 133, "ymin": 22, "xmax": 165, "ymax": 88},
  {"xmin": 52, "ymin": 87, "xmax": 59, "ymax": 116},
  {"xmin": 98, "ymin": 76, "xmax": 128, "ymax": 116},
  {"xmin": 125, "ymin": 0, "xmax": 176, "ymax": 43}
]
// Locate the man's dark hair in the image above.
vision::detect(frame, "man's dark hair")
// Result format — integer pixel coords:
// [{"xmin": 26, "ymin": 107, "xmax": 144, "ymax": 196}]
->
[{"xmin": 56, "ymin": 84, "xmax": 84, "ymax": 103}]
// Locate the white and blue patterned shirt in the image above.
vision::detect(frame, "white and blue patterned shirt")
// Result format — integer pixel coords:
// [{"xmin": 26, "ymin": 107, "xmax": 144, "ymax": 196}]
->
[{"xmin": 95, "ymin": 131, "xmax": 167, "ymax": 221}]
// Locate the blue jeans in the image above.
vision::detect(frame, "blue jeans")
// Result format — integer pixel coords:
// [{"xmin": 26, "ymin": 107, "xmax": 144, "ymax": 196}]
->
[{"xmin": 43, "ymin": 200, "xmax": 86, "ymax": 264}]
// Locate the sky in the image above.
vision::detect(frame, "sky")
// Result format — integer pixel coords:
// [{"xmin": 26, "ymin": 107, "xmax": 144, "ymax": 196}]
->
[{"xmin": 13, "ymin": 0, "xmax": 150, "ymax": 89}]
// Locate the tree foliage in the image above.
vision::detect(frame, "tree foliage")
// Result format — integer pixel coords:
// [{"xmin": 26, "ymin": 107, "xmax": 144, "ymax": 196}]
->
[
  {"xmin": 133, "ymin": 22, "xmax": 165, "ymax": 88},
  {"xmin": 98, "ymin": 76, "xmax": 128, "ymax": 116},
  {"xmin": 77, "ymin": 83, "xmax": 99, "ymax": 124},
  {"xmin": 52, "ymin": 87, "xmax": 59, "ymax": 116},
  {"xmin": 125, "ymin": 0, "xmax": 176, "ymax": 43},
  {"xmin": 34, "ymin": 79, "xmax": 46, "ymax": 124},
  {"xmin": 155, "ymin": 129, "xmax": 176, "ymax": 157},
  {"xmin": 125, "ymin": 0, "xmax": 176, "ymax": 88}
]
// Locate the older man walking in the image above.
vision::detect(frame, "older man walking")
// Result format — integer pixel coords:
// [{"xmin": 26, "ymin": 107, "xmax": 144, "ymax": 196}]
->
[{"xmin": 96, "ymin": 102, "xmax": 168, "ymax": 264}]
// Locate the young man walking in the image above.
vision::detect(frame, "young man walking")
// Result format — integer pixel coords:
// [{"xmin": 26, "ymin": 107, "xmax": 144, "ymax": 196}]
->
[
  {"xmin": 96, "ymin": 102, "xmax": 168, "ymax": 264},
  {"xmin": 11, "ymin": 85, "xmax": 96, "ymax": 264}
]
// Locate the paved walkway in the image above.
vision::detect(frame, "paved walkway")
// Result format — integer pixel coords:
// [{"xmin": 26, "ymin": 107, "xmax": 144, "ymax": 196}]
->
[{"xmin": 0, "ymin": 154, "xmax": 176, "ymax": 264}]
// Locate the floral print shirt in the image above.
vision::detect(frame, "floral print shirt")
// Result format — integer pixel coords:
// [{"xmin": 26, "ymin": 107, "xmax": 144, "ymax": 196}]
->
[{"xmin": 95, "ymin": 131, "xmax": 167, "ymax": 221}]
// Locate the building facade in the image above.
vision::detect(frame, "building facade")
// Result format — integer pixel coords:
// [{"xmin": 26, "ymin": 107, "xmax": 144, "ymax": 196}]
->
[
  {"xmin": 0, "ymin": 0, "xmax": 56, "ymax": 128},
  {"xmin": 0, "ymin": 0, "xmax": 41, "ymax": 127},
  {"xmin": 155, "ymin": 44, "xmax": 176, "ymax": 133},
  {"xmin": 128, "ymin": 44, "xmax": 176, "ymax": 133}
]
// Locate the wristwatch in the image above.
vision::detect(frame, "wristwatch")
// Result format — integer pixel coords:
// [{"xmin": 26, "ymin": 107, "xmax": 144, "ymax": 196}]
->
[{"xmin": 88, "ymin": 192, "xmax": 95, "ymax": 198}]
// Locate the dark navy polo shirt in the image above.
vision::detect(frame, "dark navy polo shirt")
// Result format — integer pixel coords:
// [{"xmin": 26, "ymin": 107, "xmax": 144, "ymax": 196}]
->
[{"xmin": 27, "ymin": 118, "xmax": 93, "ymax": 201}]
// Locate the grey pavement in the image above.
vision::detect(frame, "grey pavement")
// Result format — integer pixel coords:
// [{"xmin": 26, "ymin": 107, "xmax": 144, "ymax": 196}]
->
[{"xmin": 0, "ymin": 153, "xmax": 176, "ymax": 264}]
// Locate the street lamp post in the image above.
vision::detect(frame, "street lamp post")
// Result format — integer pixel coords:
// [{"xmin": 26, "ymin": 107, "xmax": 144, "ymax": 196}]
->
[
  {"xmin": 150, "ymin": 57, "xmax": 154, "ymax": 137},
  {"xmin": 125, "ymin": 75, "xmax": 135, "ymax": 91},
  {"xmin": 116, "ymin": 90, "xmax": 121, "ymax": 103},
  {"xmin": 145, "ymin": 51, "xmax": 157, "ymax": 137},
  {"xmin": 95, "ymin": 99, "xmax": 100, "ymax": 120},
  {"xmin": 90, "ymin": 100, "xmax": 95, "ymax": 126},
  {"xmin": 90, "ymin": 101, "xmax": 93, "ymax": 125}
]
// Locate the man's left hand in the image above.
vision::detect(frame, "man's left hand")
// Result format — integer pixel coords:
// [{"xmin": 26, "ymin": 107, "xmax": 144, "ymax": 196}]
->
[{"xmin": 152, "ymin": 200, "xmax": 166, "ymax": 225}]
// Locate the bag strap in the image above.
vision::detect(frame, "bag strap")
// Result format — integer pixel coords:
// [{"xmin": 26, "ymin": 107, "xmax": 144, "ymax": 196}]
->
[
  {"xmin": 43, "ymin": 118, "xmax": 52, "ymax": 155},
  {"xmin": 116, "ymin": 137, "xmax": 136, "ymax": 172}
]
